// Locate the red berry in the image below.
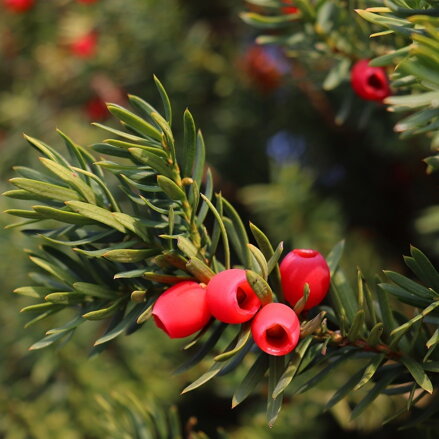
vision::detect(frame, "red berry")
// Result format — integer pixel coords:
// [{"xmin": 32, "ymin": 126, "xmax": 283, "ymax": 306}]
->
[
  {"xmin": 206, "ymin": 269, "xmax": 261, "ymax": 324},
  {"xmin": 85, "ymin": 97, "xmax": 109, "ymax": 121},
  {"xmin": 251, "ymin": 303, "xmax": 300, "ymax": 356},
  {"xmin": 70, "ymin": 32, "xmax": 98, "ymax": 58},
  {"xmin": 152, "ymin": 281, "xmax": 211, "ymax": 338},
  {"xmin": 281, "ymin": 0, "xmax": 298, "ymax": 14},
  {"xmin": 243, "ymin": 46, "xmax": 282, "ymax": 93},
  {"xmin": 3, "ymin": 0, "xmax": 34, "ymax": 13},
  {"xmin": 350, "ymin": 59, "xmax": 390, "ymax": 102},
  {"xmin": 280, "ymin": 249, "xmax": 330, "ymax": 310}
]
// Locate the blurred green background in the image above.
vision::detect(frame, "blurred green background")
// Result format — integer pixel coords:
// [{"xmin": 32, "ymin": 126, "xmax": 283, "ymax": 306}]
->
[{"xmin": 1, "ymin": 0, "xmax": 437, "ymax": 437}]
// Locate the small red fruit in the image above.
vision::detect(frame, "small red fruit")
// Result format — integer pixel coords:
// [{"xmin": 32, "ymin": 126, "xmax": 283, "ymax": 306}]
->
[
  {"xmin": 70, "ymin": 31, "xmax": 98, "ymax": 58},
  {"xmin": 85, "ymin": 96, "xmax": 109, "ymax": 121},
  {"xmin": 281, "ymin": 0, "xmax": 298, "ymax": 14},
  {"xmin": 3, "ymin": 0, "xmax": 34, "ymax": 13},
  {"xmin": 280, "ymin": 249, "xmax": 330, "ymax": 310},
  {"xmin": 152, "ymin": 281, "xmax": 211, "ymax": 338},
  {"xmin": 206, "ymin": 269, "xmax": 261, "ymax": 324},
  {"xmin": 251, "ymin": 303, "xmax": 300, "ymax": 356},
  {"xmin": 350, "ymin": 59, "xmax": 390, "ymax": 102},
  {"xmin": 242, "ymin": 46, "xmax": 282, "ymax": 93}
]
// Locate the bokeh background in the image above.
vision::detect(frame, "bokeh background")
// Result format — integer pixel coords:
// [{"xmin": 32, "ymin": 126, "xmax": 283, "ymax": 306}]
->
[{"xmin": 1, "ymin": 0, "xmax": 438, "ymax": 437}]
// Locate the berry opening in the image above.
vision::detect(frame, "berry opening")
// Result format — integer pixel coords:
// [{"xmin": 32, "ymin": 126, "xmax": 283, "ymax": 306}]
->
[
  {"xmin": 293, "ymin": 249, "xmax": 318, "ymax": 258},
  {"xmin": 265, "ymin": 324, "xmax": 289, "ymax": 348},
  {"xmin": 237, "ymin": 287, "xmax": 247, "ymax": 306},
  {"xmin": 367, "ymin": 73, "xmax": 384, "ymax": 90},
  {"xmin": 236, "ymin": 283, "xmax": 258, "ymax": 311}
]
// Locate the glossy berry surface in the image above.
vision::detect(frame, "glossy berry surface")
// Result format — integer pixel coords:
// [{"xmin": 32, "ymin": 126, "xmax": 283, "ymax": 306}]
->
[
  {"xmin": 152, "ymin": 281, "xmax": 211, "ymax": 339},
  {"xmin": 251, "ymin": 303, "xmax": 300, "ymax": 356},
  {"xmin": 280, "ymin": 249, "xmax": 330, "ymax": 310},
  {"xmin": 350, "ymin": 59, "xmax": 390, "ymax": 102},
  {"xmin": 206, "ymin": 269, "xmax": 261, "ymax": 324},
  {"xmin": 70, "ymin": 32, "xmax": 98, "ymax": 58},
  {"xmin": 3, "ymin": 0, "xmax": 34, "ymax": 12}
]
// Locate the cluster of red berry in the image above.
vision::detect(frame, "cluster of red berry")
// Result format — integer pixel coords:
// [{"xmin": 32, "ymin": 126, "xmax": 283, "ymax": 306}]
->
[
  {"xmin": 152, "ymin": 249, "xmax": 330, "ymax": 357},
  {"xmin": 3, "ymin": 0, "xmax": 106, "ymax": 119},
  {"xmin": 3, "ymin": 0, "xmax": 99, "ymax": 59}
]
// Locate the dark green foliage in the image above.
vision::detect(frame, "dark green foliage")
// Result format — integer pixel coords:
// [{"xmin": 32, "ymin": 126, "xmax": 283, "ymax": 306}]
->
[
  {"xmin": 5, "ymin": 82, "xmax": 439, "ymax": 428},
  {"xmin": 97, "ymin": 393, "xmax": 221, "ymax": 439},
  {"xmin": 243, "ymin": 0, "xmax": 439, "ymax": 167}
]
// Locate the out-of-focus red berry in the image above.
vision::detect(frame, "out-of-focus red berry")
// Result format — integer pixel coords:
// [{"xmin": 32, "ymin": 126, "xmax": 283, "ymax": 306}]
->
[
  {"xmin": 85, "ymin": 97, "xmax": 109, "ymax": 121},
  {"xmin": 281, "ymin": 0, "xmax": 298, "ymax": 14},
  {"xmin": 206, "ymin": 269, "xmax": 261, "ymax": 324},
  {"xmin": 70, "ymin": 31, "xmax": 98, "ymax": 58},
  {"xmin": 77, "ymin": 0, "xmax": 98, "ymax": 3},
  {"xmin": 242, "ymin": 46, "xmax": 282, "ymax": 93},
  {"xmin": 251, "ymin": 303, "xmax": 300, "ymax": 356},
  {"xmin": 3, "ymin": 0, "xmax": 34, "ymax": 13},
  {"xmin": 350, "ymin": 59, "xmax": 390, "ymax": 102},
  {"xmin": 152, "ymin": 281, "xmax": 211, "ymax": 339},
  {"xmin": 280, "ymin": 249, "xmax": 330, "ymax": 310}
]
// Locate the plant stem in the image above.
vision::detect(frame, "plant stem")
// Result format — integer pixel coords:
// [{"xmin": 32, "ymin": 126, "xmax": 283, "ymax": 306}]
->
[
  {"xmin": 172, "ymin": 163, "xmax": 202, "ymax": 250},
  {"xmin": 315, "ymin": 329, "xmax": 402, "ymax": 359}
]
